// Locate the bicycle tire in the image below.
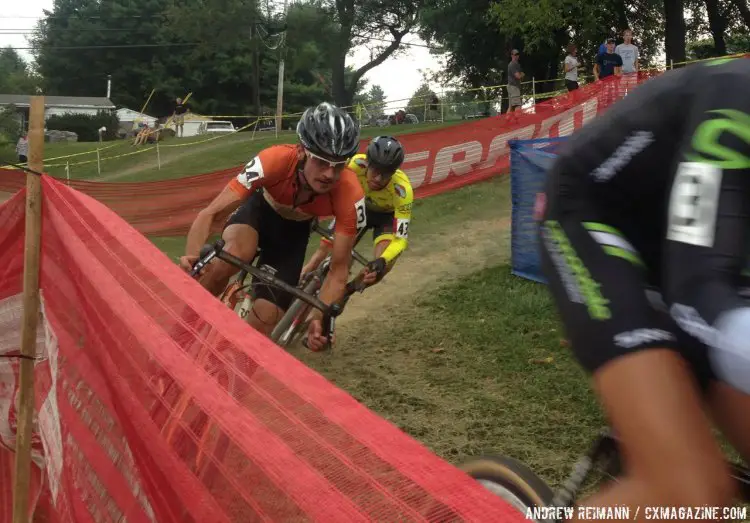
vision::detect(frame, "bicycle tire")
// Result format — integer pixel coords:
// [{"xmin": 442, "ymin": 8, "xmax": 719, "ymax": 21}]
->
[
  {"xmin": 459, "ymin": 455, "xmax": 554, "ymax": 519},
  {"xmin": 272, "ymin": 277, "xmax": 321, "ymax": 346}
]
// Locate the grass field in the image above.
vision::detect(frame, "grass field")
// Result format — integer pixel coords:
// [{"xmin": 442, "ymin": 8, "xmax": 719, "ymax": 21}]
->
[
  {"xmin": 1, "ymin": 120, "xmax": 463, "ymax": 182},
  {"xmin": 299, "ymin": 265, "xmax": 602, "ymax": 486}
]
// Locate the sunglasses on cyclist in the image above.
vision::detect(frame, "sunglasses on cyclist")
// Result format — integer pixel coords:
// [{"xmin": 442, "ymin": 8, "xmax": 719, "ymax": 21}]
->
[{"xmin": 305, "ymin": 150, "xmax": 349, "ymax": 169}]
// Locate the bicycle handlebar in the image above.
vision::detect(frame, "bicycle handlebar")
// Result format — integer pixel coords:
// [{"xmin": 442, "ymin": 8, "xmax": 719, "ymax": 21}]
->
[{"xmin": 190, "ymin": 240, "xmax": 342, "ymax": 343}]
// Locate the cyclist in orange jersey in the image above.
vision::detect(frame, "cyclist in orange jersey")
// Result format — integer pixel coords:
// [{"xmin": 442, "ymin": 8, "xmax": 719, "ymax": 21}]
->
[{"xmin": 180, "ymin": 103, "xmax": 367, "ymax": 351}]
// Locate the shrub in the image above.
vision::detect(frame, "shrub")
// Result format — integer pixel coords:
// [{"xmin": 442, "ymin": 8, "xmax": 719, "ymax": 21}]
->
[
  {"xmin": 45, "ymin": 111, "xmax": 120, "ymax": 142},
  {"xmin": 0, "ymin": 105, "xmax": 21, "ymax": 147}
]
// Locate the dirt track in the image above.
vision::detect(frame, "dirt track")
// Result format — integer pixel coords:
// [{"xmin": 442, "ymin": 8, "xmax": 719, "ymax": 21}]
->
[{"xmin": 337, "ymin": 216, "xmax": 511, "ymax": 329}]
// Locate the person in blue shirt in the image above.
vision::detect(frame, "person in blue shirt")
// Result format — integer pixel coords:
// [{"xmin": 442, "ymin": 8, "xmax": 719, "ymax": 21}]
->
[{"xmin": 595, "ymin": 38, "xmax": 623, "ymax": 80}]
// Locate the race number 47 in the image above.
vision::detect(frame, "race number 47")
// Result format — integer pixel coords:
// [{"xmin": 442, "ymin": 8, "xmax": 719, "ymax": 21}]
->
[{"xmin": 667, "ymin": 162, "xmax": 723, "ymax": 248}]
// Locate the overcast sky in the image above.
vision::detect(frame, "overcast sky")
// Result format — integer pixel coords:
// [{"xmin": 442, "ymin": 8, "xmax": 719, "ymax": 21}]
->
[{"xmin": 0, "ymin": 2, "xmax": 445, "ymax": 110}]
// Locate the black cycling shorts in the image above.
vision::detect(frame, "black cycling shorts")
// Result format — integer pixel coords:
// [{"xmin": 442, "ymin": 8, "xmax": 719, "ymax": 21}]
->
[
  {"xmin": 326, "ymin": 207, "xmax": 395, "ymax": 245},
  {"xmin": 539, "ymin": 202, "xmax": 717, "ymax": 390},
  {"xmin": 224, "ymin": 189, "xmax": 311, "ymax": 310}
]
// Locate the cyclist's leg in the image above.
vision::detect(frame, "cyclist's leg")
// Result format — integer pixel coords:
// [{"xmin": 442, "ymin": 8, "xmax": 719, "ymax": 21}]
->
[
  {"xmin": 302, "ymin": 218, "xmax": 335, "ymax": 276},
  {"xmin": 198, "ymin": 194, "xmax": 261, "ymax": 296},
  {"xmin": 200, "ymin": 223, "xmax": 258, "ymax": 296},
  {"xmin": 708, "ymin": 382, "xmax": 750, "ymax": 464},
  {"xmin": 247, "ymin": 212, "xmax": 312, "ymax": 336},
  {"xmin": 539, "ymin": 217, "xmax": 735, "ymax": 516},
  {"xmin": 577, "ymin": 352, "xmax": 733, "ymax": 515}
]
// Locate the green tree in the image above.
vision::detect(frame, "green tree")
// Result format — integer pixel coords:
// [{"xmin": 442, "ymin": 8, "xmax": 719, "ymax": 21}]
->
[
  {"xmin": 0, "ymin": 47, "xmax": 40, "ymax": 94},
  {"xmin": 0, "ymin": 105, "xmax": 22, "ymax": 147},
  {"xmin": 687, "ymin": 30, "xmax": 750, "ymax": 59},
  {"xmin": 405, "ymin": 83, "xmax": 435, "ymax": 118},
  {"xmin": 325, "ymin": 0, "xmax": 422, "ymax": 108},
  {"xmin": 165, "ymin": 0, "xmax": 265, "ymax": 117},
  {"xmin": 419, "ymin": 0, "xmax": 666, "ymax": 108},
  {"xmin": 364, "ymin": 84, "xmax": 387, "ymax": 117},
  {"xmin": 32, "ymin": 0, "xmax": 177, "ymax": 113},
  {"xmin": 31, "ymin": 0, "xmax": 384, "ymax": 121}
]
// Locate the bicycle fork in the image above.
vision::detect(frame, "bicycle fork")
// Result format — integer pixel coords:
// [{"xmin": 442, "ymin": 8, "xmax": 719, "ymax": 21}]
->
[{"xmin": 550, "ymin": 429, "xmax": 619, "ymax": 510}]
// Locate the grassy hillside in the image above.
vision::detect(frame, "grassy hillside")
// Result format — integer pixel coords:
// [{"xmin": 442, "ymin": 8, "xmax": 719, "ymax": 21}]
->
[{"xmin": 2, "ymin": 121, "xmax": 463, "ymax": 183}]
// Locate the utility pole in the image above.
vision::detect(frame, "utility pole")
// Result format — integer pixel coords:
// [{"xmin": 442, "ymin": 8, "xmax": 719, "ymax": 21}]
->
[{"xmin": 275, "ymin": 0, "xmax": 289, "ymax": 133}]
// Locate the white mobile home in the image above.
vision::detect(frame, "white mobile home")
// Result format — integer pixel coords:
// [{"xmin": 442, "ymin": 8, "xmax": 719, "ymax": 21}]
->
[{"xmin": 0, "ymin": 94, "xmax": 115, "ymax": 131}]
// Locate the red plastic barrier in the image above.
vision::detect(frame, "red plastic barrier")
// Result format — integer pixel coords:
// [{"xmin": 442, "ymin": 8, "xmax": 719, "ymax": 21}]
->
[
  {"xmin": 0, "ymin": 176, "xmax": 527, "ymax": 522},
  {"xmin": 0, "ymin": 73, "xmax": 658, "ymax": 237}
]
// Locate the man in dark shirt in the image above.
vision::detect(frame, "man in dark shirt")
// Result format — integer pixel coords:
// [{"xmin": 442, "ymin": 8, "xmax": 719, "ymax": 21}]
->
[
  {"xmin": 595, "ymin": 38, "xmax": 623, "ymax": 81},
  {"xmin": 173, "ymin": 97, "xmax": 188, "ymax": 138}
]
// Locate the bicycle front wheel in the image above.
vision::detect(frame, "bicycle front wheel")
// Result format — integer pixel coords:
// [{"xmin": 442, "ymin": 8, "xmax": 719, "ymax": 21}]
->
[
  {"xmin": 271, "ymin": 276, "xmax": 320, "ymax": 346},
  {"xmin": 459, "ymin": 455, "xmax": 554, "ymax": 521}
]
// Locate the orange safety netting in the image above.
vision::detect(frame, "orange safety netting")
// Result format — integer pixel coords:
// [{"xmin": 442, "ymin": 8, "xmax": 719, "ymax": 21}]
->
[
  {"xmin": 0, "ymin": 73, "xmax": 658, "ymax": 237},
  {"xmin": 0, "ymin": 176, "xmax": 527, "ymax": 522}
]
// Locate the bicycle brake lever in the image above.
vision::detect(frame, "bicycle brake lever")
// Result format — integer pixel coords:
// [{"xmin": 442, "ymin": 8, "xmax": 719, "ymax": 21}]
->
[
  {"xmin": 321, "ymin": 304, "xmax": 343, "ymax": 350},
  {"xmin": 190, "ymin": 240, "xmax": 226, "ymax": 278}
]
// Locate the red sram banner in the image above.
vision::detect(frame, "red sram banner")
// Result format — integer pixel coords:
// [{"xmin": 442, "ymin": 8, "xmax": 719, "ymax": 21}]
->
[{"xmin": 0, "ymin": 73, "xmax": 654, "ymax": 236}]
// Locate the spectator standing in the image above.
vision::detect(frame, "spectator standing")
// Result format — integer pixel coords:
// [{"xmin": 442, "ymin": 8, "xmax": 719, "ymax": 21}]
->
[
  {"xmin": 173, "ymin": 97, "xmax": 188, "ymax": 138},
  {"xmin": 597, "ymin": 39, "xmax": 608, "ymax": 57},
  {"xmin": 564, "ymin": 44, "xmax": 581, "ymax": 91},
  {"xmin": 507, "ymin": 49, "xmax": 525, "ymax": 112},
  {"xmin": 594, "ymin": 38, "xmax": 623, "ymax": 81},
  {"xmin": 16, "ymin": 134, "xmax": 28, "ymax": 163},
  {"xmin": 615, "ymin": 28, "xmax": 639, "ymax": 74}
]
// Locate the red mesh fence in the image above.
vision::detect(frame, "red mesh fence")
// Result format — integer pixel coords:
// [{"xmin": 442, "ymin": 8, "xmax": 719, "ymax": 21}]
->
[
  {"xmin": 0, "ymin": 176, "xmax": 528, "ymax": 522},
  {"xmin": 0, "ymin": 73, "xmax": 660, "ymax": 237}
]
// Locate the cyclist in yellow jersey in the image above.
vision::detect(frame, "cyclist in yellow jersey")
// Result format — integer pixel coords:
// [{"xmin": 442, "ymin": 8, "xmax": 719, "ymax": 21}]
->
[{"xmin": 301, "ymin": 135, "xmax": 413, "ymax": 287}]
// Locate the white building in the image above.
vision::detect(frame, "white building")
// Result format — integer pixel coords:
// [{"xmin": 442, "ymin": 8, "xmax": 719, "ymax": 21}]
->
[
  {"xmin": 0, "ymin": 94, "xmax": 115, "ymax": 131},
  {"xmin": 116, "ymin": 107, "xmax": 157, "ymax": 135}
]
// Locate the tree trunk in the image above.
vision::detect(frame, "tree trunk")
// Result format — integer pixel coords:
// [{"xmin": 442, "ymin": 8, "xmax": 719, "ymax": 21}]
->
[
  {"xmin": 331, "ymin": 47, "xmax": 352, "ymax": 108},
  {"xmin": 705, "ymin": 0, "xmax": 728, "ymax": 56},
  {"xmin": 249, "ymin": 22, "xmax": 261, "ymax": 117},
  {"xmin": 253, "ymin": 48, "xmax": 261, "ymax": 116},
  {"xmin": 664, "ymin": 0, "xmax": 687, "ymax": 67}
]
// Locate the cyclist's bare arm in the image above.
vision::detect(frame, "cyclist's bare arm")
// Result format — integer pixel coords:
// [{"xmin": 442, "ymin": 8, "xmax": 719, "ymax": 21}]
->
[
  {"xmin": 314, "ymin": 232, "xmax": 357, "ymax": 313},
  {"xmin": 185, "ymin": 185, "xmax": 243, "ymax": 257},
  {"xmin": 301, "ymin": 242, "xmax": 332, "ymax": 276}
]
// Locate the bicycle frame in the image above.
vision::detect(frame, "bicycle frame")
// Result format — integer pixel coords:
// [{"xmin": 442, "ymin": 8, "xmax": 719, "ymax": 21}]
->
[
  {"xmin": 270, "ymin": 224, "xmax": 372, "ymax": 346},
  {"xmin": 191, "ymin": 240, "xmax": 342, "ymax": 343},
  {"xmin": 551, "ymin": 428, "xmax": 750, "ymax": 508}
]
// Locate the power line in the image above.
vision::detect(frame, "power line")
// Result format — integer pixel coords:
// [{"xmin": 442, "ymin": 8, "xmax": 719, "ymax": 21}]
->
[
  {"xmin": 0, "ymin": 15, "xmax": 164, "ymax": 19},
  {"xmin": 6, "ymin": 43, "xmax": 201, "ymax": 50},
  {"xmin": 2, "ymin": 36, "xmax": 438, "ymax": 52}
]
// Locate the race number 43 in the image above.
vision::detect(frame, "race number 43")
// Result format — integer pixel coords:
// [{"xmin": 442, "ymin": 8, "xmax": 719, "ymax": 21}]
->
[
  {"xmin": 396, "ymin": 218, "xmax": 410, "ymax": 239},
  {"xmin": 667, "ymin": 162, "xmax": 723, "ymax": 248}
]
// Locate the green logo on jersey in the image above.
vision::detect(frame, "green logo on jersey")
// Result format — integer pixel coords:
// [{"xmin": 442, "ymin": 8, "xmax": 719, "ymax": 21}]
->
[{"xmin": 687, "ymin": 109, "xmax": 750, "ymax": 169}]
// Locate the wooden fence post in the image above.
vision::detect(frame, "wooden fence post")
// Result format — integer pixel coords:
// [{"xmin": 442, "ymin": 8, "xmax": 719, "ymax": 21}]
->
[{"xmin": 12, "ymin": 95, "xmax": 45, "ymax": 523}]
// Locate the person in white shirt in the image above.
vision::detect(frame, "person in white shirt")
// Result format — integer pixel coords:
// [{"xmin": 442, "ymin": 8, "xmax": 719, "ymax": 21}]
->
[
  {"xmin": 614, "ymin": 28, "xmax": 639, "ymax": 74},
  {"xmin": 564, "ymin": 44, "xmax": 581, "ymax": 91},
  {"xmin": 16, "ymin": 134, "xmax": 28, "ymax": 163}
]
